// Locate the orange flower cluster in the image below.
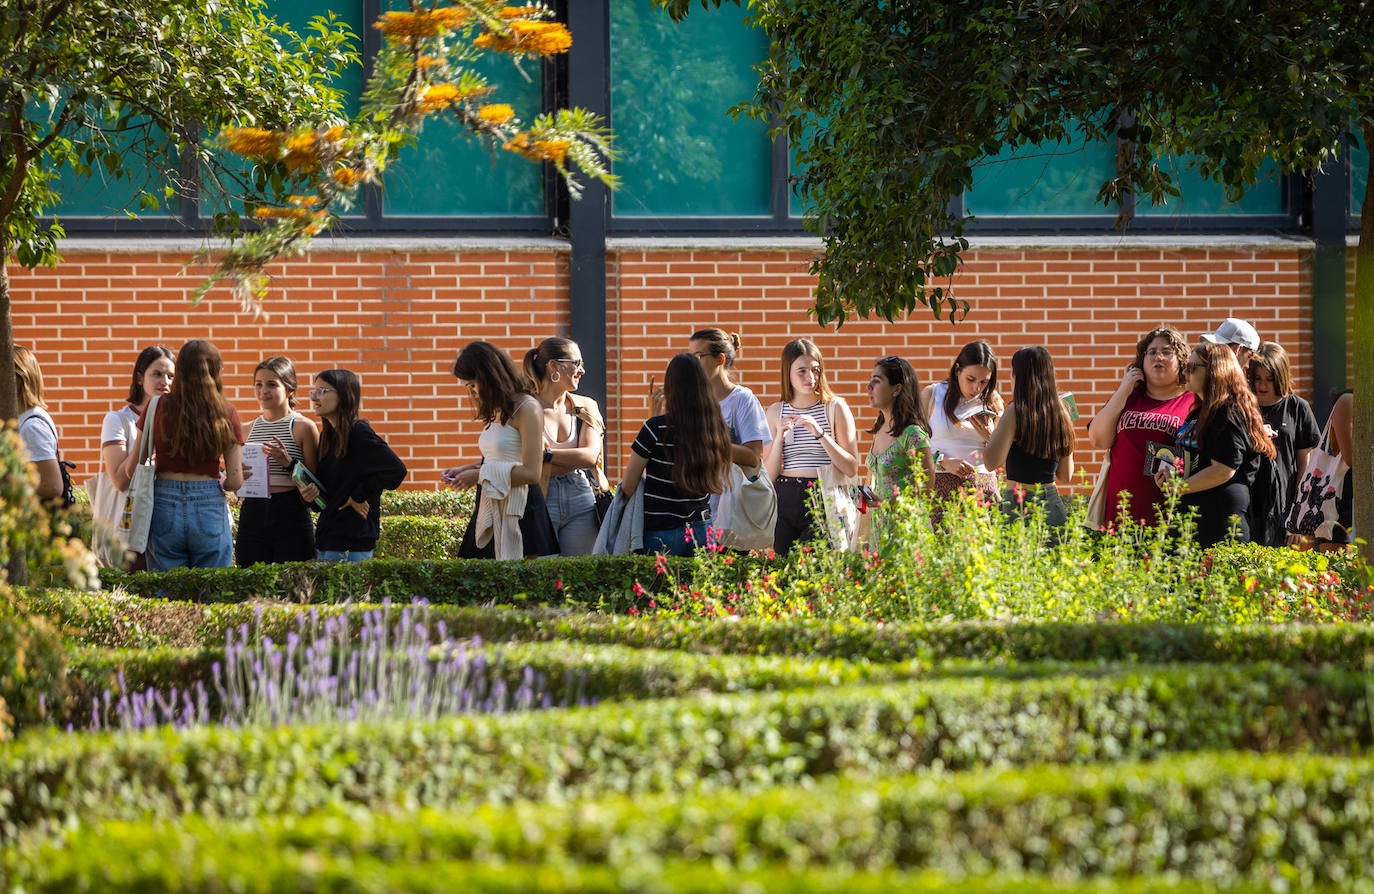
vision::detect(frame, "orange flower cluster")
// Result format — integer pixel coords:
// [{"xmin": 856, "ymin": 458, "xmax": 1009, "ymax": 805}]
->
[
  {"xmin": 254, "ymin": 207, "xmax": 312, "ymax": 221},
  {"xmin": 503, "ymin": 132, "xmax": 570, "ymax": 165},
  {"xmin": 374, "ymin": 7, "xmax": 470, "ymax": 41},
  {"xmin": 331, "ymin": 166, "xmax": 362, "ymax": 187},
  {"xmin": 283, "ymin": 131, "xmax": 321, "ymax": 173},
  {"xmin": 416, "ymin": 54, "xmax": 441, "ymax": 69},
  {"xmin": 224, "ymin": 127, "xmax": 281, "ymax": 162},
  {"xmin": 477, "ymin": 103, "xmax": 515, "ymax": 125},
  {"xmin": 417, "ymin": 83, "xmax": 463, "ymax": 113},
  {"xmin": 475, "ymin": 20, "xmax": 571, "ymax": 55}
]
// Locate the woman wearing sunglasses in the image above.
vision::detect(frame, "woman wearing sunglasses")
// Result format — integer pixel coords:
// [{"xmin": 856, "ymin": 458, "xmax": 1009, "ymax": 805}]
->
[{"xmin": 525, "ymin": 337, "xmax": 608, "ymax": 556}]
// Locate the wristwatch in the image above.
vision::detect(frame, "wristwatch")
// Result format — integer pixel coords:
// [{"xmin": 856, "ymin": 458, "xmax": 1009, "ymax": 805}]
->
[{"xmin": 543, "ymin": 448, "xmax": 554, "ymax": 464}]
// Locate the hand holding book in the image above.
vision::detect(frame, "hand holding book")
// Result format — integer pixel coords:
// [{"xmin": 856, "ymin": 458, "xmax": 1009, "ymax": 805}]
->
[{"xmin": 291, "ymin": 461, "xmax": 327, "ymax": 509}]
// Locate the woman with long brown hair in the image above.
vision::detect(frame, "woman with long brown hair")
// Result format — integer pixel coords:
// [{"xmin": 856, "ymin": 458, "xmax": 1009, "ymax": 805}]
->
[
  {"xmin": 620, "ymin": 352, "xmax": 733, "ymax": 555},
  {"xmin": 763, "ymin": 338, "xmax": 859, "ymax": 553},
  {"xmin": 866, "ymin": 355, "xmax": 935, "ymax": 497},
  {"xmin": 920, "ymin": 340, "xmax": 1004, "ymax": 506},
  {"xmin": 297, "ymin": 368, "xmax": 406, "ymax": 563},
  {"xmin": 985, "ymin": 346, "xmax": 1076, "ymax": 526},
  {"xmin": 122, "ymin": 339, "xmax": 244, "ymax": 569},
  {"xmin": 446, "ymin": 341, "xmax": 558, "ymax": 559},
  {"xmin": 1155, "ymin": 341, "xmax": 1276, "ymax": 546},
  {"xmin": 1245, "ymin": 341, "xmax": 1320, "ymax": 546}
]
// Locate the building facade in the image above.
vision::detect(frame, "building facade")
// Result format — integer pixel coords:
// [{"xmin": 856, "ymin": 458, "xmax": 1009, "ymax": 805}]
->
[{"xmin": 13, "ymin": 2, "xmax": 1357, "ymax": 490}]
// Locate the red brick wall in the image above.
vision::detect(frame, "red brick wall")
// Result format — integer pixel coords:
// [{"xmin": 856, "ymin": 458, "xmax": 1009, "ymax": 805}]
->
[{"xmin": 9, "ymin": 239, "xmax": 1314, "ymax": 494}]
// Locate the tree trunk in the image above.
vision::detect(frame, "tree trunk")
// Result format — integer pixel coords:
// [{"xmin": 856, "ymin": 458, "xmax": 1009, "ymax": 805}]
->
[
  {"xmin": 1353, "ymin": 122, "xmax": 1374, "ymax": 564},
  {"xmin": 0, "ymin": 255, "xmax": 26, "ymax": 584},
  {"xmin": 0, "ymin": 256, "xmax": 16, "ymax": 421}
]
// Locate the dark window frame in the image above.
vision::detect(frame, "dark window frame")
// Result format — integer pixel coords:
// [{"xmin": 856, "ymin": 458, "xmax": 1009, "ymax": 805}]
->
[{"xmin": 43, "ymin": 2, "xmax": 1342, "ymax": 240}]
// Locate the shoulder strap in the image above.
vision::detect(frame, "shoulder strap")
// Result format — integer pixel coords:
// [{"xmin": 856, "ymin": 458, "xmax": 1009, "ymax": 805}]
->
[
  {"xmin": 24, "ymin": 411, "xmax": 65, "ymax": 461},
  {"xmin": 138, "ymin": 396, "xmax": 161, "ymax": 464}
]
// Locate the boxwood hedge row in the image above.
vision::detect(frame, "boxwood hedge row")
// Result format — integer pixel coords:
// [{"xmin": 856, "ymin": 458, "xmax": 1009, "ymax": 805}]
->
[
  {"xmin": 30, "ymin": 590, "xmax": 1374, "ymax": 667},
  {"xmin": 5, "ymin": 847, "xmax": 1261, "ymax": 894},
  {"xmin": 3, "ymin": 664, "xmax": 1368, "ymax": 841},
  {"xmin": 9, "ymin": 752, "xmax": 1372, "ymax": 890}
]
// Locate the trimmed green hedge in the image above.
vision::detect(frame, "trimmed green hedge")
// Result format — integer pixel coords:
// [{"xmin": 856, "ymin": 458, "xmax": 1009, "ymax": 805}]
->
[
  {"xmin": 31, "ymin": 590, "xmax": 1374, "ymax": 667},
  {"xmin": 380, "ymin": 489, "xmax": 473, "ymax": 518},
  {"xmin": 96, "ymin": 556, "xmax": 681, "ymax": 606},
  {"xmin": 4, "ymin": 846, "xmax": 1260, "ymax": 894},
  {"xmin": 3, "ymin": 664, "xmax": 1369, "ymax": 840},
  {"xmin": 9, "ymin": 753, "xmax": 1374, "ymax": 890}
]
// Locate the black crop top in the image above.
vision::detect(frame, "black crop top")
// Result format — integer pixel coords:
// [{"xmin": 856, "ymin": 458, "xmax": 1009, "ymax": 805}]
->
[{"xmin": 1005, "ymin": 442, "xmax": 1058, "ymax": 484}]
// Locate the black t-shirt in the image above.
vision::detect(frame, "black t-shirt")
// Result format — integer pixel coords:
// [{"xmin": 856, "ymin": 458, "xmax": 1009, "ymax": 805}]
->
[
  {"xmin": 1247, "ymin": 395, "xmax": 1320, "ymax": 545},
  {"xmin": 632, "ymin": 416, "xmax": 710, "ymax": 531},
  {"xmin": 1176, "ymin": 404, "xmax": 1261, "ymax": 546}
]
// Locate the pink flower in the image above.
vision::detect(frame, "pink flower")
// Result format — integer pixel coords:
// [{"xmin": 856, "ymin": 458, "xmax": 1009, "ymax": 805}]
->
[{"xmin": 632, "ymin": 580, "xmax": 645, "ymax": 597}]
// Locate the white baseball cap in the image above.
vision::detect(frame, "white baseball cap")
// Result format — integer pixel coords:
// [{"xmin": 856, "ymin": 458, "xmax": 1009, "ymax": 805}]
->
[{"xmin": 1201, "ymin": 318, "xmax": 1260, "ymax": 352}]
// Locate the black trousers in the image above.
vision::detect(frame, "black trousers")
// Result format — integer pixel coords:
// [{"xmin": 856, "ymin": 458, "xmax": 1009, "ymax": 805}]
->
[
  {"xmin": 772, "ymin": 475, "xmax": 821, "ymax": 555},
  {"xmin": 235, "ymin": 491, "xmax": 316, "ymax": 566}
]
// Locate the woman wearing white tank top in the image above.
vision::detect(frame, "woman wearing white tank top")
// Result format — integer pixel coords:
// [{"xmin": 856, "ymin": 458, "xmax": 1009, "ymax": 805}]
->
[{"xmin": 764, "ymin": 338, "xmax": 858, "ymax": 554}]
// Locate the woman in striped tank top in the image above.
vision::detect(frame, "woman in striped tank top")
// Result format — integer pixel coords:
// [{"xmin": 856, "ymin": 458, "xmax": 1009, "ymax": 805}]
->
[
  {"xmin": 236, "ymin": 356, "xmax": 320, "ymax": 565},
  {"xmin": 764, "ymin": 338, "xmax": 859, "ymax": 554}
]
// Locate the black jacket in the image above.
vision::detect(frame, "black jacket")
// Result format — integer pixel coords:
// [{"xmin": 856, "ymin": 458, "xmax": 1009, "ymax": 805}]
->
[{"xmin": 312, "ymin": 420, "xmax": 407, "ymax": 551}]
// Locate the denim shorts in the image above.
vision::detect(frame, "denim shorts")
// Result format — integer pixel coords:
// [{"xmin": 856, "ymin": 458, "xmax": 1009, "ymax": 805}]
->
[
  {"xmin": 317, "ymin": 548, "xmax": 373, "ymax": 564},
  {"xmin": 640, "ymin": 521, "xmax": 709, "ymax": 557},
  {"xmin": 147, "ymin": 478, "xmax": 233, "ymax": 571},
  {"xmin": 547, "ymin": 470, "xmax": 599, "ymax": 556}
]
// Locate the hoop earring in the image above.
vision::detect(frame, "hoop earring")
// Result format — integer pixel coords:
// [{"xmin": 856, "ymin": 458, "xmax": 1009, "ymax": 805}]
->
[{"xmin": 550, "ymin": 371, "xmax": 561, "ymax": 383}]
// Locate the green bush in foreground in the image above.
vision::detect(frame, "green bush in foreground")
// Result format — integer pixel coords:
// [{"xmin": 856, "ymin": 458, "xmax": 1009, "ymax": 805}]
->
[
  {"xmin": 4, "ymin": 848, "xmax": 1262, "ymax": 894},
  {"xmin": 30, "ymin": 590, "xmax": 1374, "ymax": 665},
  {"xmin": 12, "ymin": 752, "xmax": 1372, "ymax": 890},
  {"xmin": 3, "ymin": 664, "xmax": 1368, "ymax": 840}
]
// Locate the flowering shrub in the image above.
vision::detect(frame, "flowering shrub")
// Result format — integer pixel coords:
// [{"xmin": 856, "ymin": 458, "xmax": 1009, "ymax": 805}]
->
[
  {"xmin": 630, "ymin": 472, "xmax": 1372, "ymax": 626},
  {"xmin": 83, "ymin": 599, "xmax": 559, "ymax": 732}
]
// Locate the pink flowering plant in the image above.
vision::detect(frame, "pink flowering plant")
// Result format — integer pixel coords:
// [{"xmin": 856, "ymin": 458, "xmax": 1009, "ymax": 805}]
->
[{"xmin": 630, "ymin": 464, "xmax": 1372, "ymax": 626}]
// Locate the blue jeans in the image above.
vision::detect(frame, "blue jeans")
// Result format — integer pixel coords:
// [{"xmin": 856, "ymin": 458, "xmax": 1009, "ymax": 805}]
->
[
  {"xmin": 547, "ymin": 470, "xmax": 599, "ymax": 556},
  {"xmin": 641, "ymin": 521, "xmax": 709, "ymax": 557},
  {"xmin": 318, "ymin": 549, "xmax": 373, "ymax": 564},
  {"xmin": 147, "ymin": 478, "xmax": 233, "ymax": 571}
]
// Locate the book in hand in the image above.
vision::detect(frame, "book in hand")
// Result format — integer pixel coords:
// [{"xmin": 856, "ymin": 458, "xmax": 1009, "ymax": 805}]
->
[
  {"xmin": 1143, "ymin": 441, "xmax": 1181, "ymax": 478},
  {"xmin": 1059, "ymin": 392, "xmax": 1080, "ymax": 422},
  {"xmin": 954, "ymin": 397, "xmax": 987, "ymax": 421},
  {"xmin": 291, "ymin": 462, "xmax": 327, "ymax": 509}
]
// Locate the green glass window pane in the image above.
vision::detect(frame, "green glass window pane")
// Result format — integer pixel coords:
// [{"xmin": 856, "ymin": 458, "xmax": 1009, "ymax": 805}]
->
[
  {"xmin": 47, "ymin": 115, "xmax": 175, "ymax": 218},
  {"xmin": 1351, "ymin": 141, "xmax": 1367, "ymax": 217},
  {"xmin": 966, "ymin": 135, "xmax": 1116, "ymax": 216},
  {"xmin": 382, "ymin": 56, "xmax": 544, "ymax": 217},
  {"xmin": 198, "ymin": 0, "xmax": 365, "ymax": 220},
  {"xmin": 266, "ymin": 0, "xmax": 364, "ymax": 110},
  {"xmin": 611, "ymin": 0, "xmax": 771, "ymax": 217},
  {"xmin": 1136, "ymin": 155, "xmax": 1285, "ymax": 216}
]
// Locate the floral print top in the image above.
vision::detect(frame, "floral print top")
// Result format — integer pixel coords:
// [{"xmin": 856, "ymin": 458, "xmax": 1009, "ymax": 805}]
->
[{"xmin": 868, "ymin": 423, "xmax": 931, "ymax": 498}]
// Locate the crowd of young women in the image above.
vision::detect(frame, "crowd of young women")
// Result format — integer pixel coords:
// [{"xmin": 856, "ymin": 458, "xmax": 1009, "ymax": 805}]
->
[{"xmin": 14, "ymin": 321, "xmax": 1355, "ymax": 570}]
